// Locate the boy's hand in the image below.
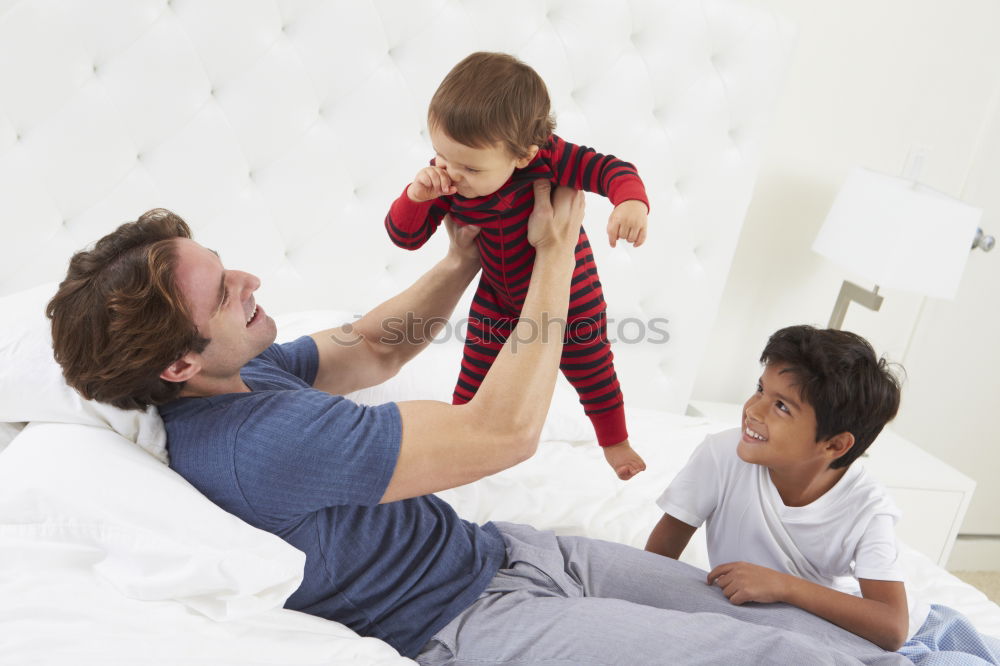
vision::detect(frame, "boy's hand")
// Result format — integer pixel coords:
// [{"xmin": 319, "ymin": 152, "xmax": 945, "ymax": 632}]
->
[
  {"xmin": 607, "ymin": 199, "xmax": 648, "ymax": 248},
  {"xmin": 708, "ymin": 561, "xmax": 790, "ymax": 605},
  {"xmin": 408, "ymin": 166, "xmax": 457, "ymax": 202}
]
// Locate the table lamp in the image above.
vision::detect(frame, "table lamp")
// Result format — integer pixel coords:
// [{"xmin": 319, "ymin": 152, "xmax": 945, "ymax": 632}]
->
[{"xmin": 812, "ymin": 167, "xmax": 987, "ymax": 329}]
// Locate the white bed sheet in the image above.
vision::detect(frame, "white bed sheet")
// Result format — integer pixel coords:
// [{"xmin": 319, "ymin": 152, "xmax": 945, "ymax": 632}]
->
[{"xmin": 0, "ymin": 422, "xmax": 413, "ymax": 666}]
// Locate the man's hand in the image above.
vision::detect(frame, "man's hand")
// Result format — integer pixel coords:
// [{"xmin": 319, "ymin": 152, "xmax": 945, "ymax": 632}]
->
[
  {"xmin": 707, "ymin": 561, "xmax": 791, "ymax": 605},
  {"xmin": 527, "ymin": 180, "xmax": 585, "ymax": 251},
  {"xmin": 443, "ymin": 214, "xmax": 481, "ymax": 265},
  {"xmin": 407, "ymin": 166, "xmax": 457, "ymax": 202},
  {"xmin": 607, "ymin": 199, "xmax": 648, "ymax": 248}
]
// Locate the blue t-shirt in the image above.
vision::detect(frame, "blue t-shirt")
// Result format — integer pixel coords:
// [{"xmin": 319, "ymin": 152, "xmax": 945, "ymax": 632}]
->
[{"xmin": 159, "ymin": 336, "xmax": 505, "ymax": 657}]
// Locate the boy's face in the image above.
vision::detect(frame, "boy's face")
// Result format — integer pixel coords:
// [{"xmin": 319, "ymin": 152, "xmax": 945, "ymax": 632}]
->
[
  {"xmin": 737, "ymin": 362, "xmax": 831, "ymax": 472},
  {"xmin": 429, "ymin": 124, "xmax": 536, "ymax": 198}
]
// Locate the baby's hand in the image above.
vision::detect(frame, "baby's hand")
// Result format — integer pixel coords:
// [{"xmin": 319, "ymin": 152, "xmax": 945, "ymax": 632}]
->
[
  {"xmin": 607, "ymin": 200, "xmax": 648, "ymax": 248},
  {"xmin": 407, "ymin": 166, "xmax": 457, "ymax": 202}
]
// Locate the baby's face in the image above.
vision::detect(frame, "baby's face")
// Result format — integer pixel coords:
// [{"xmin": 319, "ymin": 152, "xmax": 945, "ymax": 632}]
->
[{"xmin": 429, "ymin": 125, "xmax": 534, "ymax": 198}]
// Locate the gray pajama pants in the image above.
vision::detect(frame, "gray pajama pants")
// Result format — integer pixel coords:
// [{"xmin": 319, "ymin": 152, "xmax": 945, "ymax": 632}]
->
[{"xmin": 417, "ymin": 522, "xmax": 908, "ymax": 666}]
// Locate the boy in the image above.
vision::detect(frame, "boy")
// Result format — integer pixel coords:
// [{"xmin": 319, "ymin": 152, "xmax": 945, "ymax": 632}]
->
[
  {"xmin": 385, "ymin": 51, "xmax": 649, "ymax": 480},
  {"xmin": 650, "ymin": 325, "xmax": 907, "ymax": 648},
  {"xmin": 646, "ymin": 325, "xmax": 1000, "ymax": 661}
]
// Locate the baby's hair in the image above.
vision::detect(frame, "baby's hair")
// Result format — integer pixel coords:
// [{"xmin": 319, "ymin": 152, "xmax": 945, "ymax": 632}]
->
[
  {"xmin": 760, "ymin": 325, "xmax": 903, "ymax": 469},
  {"xmin": 429, "ymin": 51, "xmax": 555, "ymax": 160}
]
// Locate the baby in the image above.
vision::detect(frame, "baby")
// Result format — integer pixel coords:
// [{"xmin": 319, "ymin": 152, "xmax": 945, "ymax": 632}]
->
[
  {"xmin": 647, "ymin": 325, "xmax": 1000, "ymax": 661},
  {"xmin": 385, "ymin": 51, "xmax": 649, "ymax": 480}
]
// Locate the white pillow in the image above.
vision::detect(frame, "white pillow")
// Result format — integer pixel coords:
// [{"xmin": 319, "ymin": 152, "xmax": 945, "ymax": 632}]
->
[
  {"xmin": 0, "ymin": 422, "xmax": 305, "ymax": 621},
  {"xmin": 0, "ymin": 282, "xmax": 167, "ymax": 463}
]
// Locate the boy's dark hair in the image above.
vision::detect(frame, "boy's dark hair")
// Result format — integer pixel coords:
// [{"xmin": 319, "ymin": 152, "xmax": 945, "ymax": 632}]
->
[
  {"xmin": 760, "ymin": 325, "xmax": 902, "ymax": 469},
  {"xmin": 47, "ymin": 208, "xmax": 209, "ymax": 410},
  {"xmin": 428, "ymin": 51, "xmax": 555, "ymax": 159}
]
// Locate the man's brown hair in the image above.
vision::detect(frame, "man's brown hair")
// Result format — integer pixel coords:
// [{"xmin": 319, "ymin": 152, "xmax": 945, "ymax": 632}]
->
[
  {"xmin": 428, "ymin": 51, "xmax": 555, "ymax": 159},
  {"xmin": 47, "ymin": 208, "xmax": 208, "ymax": 410}
]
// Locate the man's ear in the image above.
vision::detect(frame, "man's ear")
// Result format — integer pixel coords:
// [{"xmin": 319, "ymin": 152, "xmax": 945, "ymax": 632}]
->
[
  {"xmin": 514, "ymin": 145, "xmax": 539, "ymax": 169},
  {"xmin": 160, "ymin": 353, "xmax": 201, "ymax": 384},
  {"xmin": 825, "ymin": 431, "xmax": 855, "ymax": 462}
]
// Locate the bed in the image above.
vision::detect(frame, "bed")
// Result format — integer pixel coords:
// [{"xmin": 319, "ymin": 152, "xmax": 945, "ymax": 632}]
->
[{"xmin": 1, "ymin": 1, "xmax": 998, "ymax": 663}]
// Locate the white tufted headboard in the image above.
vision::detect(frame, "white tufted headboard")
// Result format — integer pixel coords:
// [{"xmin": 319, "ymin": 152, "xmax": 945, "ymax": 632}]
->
[{"xmin": 0, "ymin": 0, "xmax": 792, "ymax": 413}]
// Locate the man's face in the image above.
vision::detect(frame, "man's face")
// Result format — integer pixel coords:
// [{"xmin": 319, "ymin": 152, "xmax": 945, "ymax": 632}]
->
[{"xmin": 171, "ymin": 238, "xmax": 276, "ymax": 384}]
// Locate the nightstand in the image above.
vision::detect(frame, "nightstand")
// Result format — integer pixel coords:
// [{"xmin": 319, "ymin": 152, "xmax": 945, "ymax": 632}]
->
[{"xmin": 687, "ymin": 400, "xmax": 976, "ymax": 567}]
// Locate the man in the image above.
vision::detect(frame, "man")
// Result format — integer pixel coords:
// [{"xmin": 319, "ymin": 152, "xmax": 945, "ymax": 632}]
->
[{"xmin": 48, "ymin": 182, "xmax": 905, "ymax": 664}]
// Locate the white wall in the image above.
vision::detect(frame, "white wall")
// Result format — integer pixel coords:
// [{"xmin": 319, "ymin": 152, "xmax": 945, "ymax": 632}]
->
[
  {"xmin": 692, "ymin": 1, "xmax": 1000, "ymax": 538},
  {"xmin": 893, "ymin": 100, "xmax": 1000, "ymax": 538}
]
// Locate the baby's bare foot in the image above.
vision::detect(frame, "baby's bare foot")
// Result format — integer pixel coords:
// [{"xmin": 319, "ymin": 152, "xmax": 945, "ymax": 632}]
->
[{"xmin": 603, "ymin": 440, "xmax": 646, "ymax": 481}]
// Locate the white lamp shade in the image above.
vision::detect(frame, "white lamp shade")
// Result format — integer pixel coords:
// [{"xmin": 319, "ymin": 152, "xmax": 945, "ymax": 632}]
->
[{"xmin": 812, "ymin": 168, "xmax": 982, "ymax": 299}]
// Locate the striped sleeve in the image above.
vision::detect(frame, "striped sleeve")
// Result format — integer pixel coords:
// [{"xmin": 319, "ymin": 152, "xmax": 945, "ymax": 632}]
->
[
  {"xmin": 547, "ymin": 135, "xmax": 649, "ymax": 211},
  {"xmin": 384, "ymin": 185, "xmax": 452, "ymax": 250}
]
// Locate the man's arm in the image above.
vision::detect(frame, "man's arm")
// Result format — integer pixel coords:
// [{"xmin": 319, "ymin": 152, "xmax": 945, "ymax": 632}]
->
[
  {"xmin": 382, "ymin": 181, "xmax": 583, "ymax": 502},
  {"xmin": 707, "ymin": 562, "xmax": 909, "ymax": 651},
  {"xmin": 309, "ymin": 215, "xmax": 481, "ymax": 396},
  {"xmin": 645, "ymin": 513, "xmax": 698, "ymax": 559}
]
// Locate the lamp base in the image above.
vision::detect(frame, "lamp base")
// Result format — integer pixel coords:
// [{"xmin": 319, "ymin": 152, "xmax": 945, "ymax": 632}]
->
[{"xmin": 828, "ymin": 280, "xmax": 884, "ymax": 330}]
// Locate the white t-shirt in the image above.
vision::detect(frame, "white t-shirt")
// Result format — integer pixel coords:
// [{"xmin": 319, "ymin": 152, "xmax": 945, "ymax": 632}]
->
[{"xmin": 657, "ymin": 428, "xmax": 929, "ymax": 637}]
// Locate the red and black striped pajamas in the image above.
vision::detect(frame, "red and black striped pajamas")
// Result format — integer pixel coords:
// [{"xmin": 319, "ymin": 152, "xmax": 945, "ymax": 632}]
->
[{"xmin": 385, "ymin": 134, "xmax": 648, "ymax": 447}]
